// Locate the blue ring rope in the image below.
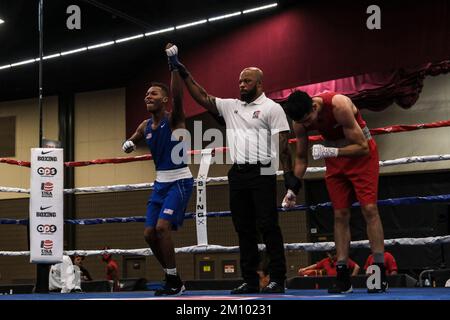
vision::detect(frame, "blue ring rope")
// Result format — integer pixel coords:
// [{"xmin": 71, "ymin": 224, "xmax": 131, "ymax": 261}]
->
[{"xmin": 2, "ymin": 193, "xmax": 450, "ymax": 226}]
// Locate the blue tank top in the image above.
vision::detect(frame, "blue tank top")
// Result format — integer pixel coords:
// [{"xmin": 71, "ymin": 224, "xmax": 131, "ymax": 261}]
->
[{"xmin": 144, "ymin": 116, "xmax": 188, "ymax": 171}]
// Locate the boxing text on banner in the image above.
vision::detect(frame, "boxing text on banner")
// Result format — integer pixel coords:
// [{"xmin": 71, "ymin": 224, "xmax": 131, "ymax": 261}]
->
[{"xmin": 29, "ymin": 148, "xmax": 64, "ymax": 263}]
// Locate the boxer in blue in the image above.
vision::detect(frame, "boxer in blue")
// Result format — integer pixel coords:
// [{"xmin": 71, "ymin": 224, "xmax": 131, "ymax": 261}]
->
[{"xmin": 122, "ymin": 58, "xmax": 193, "ymax": 296}]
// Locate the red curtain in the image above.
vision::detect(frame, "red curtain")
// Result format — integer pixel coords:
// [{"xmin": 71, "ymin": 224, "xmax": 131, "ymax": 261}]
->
[{"xmin": 268, "ymin": 60, "xmax": 450, "ymax": 111}]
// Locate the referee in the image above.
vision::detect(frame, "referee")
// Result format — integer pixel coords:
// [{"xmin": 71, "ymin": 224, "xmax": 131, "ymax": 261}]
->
[{"xmin": 165, "ymin": 44, "xmax": 302, "ymax": 294}]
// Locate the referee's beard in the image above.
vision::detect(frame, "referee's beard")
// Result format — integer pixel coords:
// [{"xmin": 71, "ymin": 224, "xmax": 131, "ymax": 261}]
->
[{"xmin": 240, "ymin": 86, "xmax": 258, "ymax": 103}]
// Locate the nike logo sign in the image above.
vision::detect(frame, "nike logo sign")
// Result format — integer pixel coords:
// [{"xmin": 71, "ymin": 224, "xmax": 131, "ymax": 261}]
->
[
  {"xmin": 161, "ymin": 124, "xmax": 166, "ymax": 128},
  {"xmin": 41, "ymin": 150, "xmax": 53, "ymax": 155},
  {"xmin": 40, "ymin": 206, "xmax": 52, "ymax": 210}
]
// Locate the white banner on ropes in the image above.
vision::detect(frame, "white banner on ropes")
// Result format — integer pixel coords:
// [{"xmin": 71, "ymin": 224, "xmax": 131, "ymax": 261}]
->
[
  {"xmin": 195, "ymin": 149, "xmax": 214, "ymax": 245},
  {"xmin": 29, "ymin": 148, "xmax": 64, "ymax": 263}
]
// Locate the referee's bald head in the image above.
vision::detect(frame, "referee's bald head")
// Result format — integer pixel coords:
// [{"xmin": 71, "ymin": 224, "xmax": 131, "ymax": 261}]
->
[{"xmin": 241, "ymin": 67, "xmax": 264, "ymax": 83}]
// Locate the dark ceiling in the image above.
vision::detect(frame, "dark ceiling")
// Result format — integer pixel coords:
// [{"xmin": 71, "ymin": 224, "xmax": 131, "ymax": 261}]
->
[{"xmin": 0, "ymin": 0, "xmax": 296, "ymax": 102}]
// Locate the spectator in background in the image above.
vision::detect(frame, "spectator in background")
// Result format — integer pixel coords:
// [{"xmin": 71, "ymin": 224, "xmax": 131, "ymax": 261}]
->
[
  {"xmin": 298, "ymin": 250, "xmax": 360, "ymax": 277},
  {"xmin": 49, "ymin": 255, "xmax": 83, "ymax": 293},
  {"xmin": 73, "ymin": 254, "xmax": 93, "ymax": 281},
  {"xmin": 257, "ymin": 252, "xmax": 270, "ymax": 289},
  {"xmin": 102, "ymin": 246, "xmax": 120, "ymax": 291},
  {"xmin": 257, "ymin": 270, "xmax": 270, "ymax": 289},
  {"xmin": 364, "ymin": 251, "xmax": 398, "ymax": 275}
]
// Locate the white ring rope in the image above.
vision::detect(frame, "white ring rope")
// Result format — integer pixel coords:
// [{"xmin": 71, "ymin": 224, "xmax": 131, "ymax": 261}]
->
[
  {"xmin": 2, "ymin": 235, "xmax": 450, "ymax": 256},
  {"xmin": 378, "ymin": 154, "xmax": 450, "ymax": 167},
  {"xmin": 0, "ymin": 187, "xmax": 30, "ymax": 193},
  {"xmin": 2, "ymin": 154, "xmax": 450, "ymax": 194},
  {"xmin": 65, "ymin": 182, "xmax": 155, "ymax": 194}
]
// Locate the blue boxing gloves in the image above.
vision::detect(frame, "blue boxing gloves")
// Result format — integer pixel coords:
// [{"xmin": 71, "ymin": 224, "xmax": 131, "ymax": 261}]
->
[
  {"xmin": 165, "ymin": 44, "xmax": 189, "ymax": 79},
  {"xmin": 283, "ymin": 171, "xmax": 302, "ymax": 195}
]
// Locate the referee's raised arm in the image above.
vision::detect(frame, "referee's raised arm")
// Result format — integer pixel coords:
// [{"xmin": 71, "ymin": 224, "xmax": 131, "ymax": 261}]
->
[{"xmin": 165, "ymin": 43, "xmax": 218, "ymax": 115}]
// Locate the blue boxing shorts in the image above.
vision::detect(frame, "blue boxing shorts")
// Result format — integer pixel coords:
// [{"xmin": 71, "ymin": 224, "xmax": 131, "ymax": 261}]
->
[{"xmin": 146, "ymin": 178, "xmax": 194, "ymax": 230}]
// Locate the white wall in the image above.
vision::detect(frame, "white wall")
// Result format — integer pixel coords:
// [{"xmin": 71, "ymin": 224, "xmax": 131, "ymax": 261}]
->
[
  {"xmin": 362, "ymin": 73, "xmax": 450, "ymax": 174},
  {"xmin": 0, "ymin": 97, "xmax": 58, "ymax": 199},
  {"xmin": 306, "ymin": 73, "xmax": 450, "ymax": 179}
]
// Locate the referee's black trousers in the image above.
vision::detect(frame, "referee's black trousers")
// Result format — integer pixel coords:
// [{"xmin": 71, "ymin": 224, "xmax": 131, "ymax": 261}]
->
[{"xmin": 228, "ymin": 164, "xmax": 287, "ymax": 286}]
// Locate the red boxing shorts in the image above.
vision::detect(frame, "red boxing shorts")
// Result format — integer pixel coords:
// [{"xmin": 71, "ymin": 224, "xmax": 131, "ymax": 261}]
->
[{"xmin": 324, "ymin": 139, "xmax": 379, "ymax": 210}]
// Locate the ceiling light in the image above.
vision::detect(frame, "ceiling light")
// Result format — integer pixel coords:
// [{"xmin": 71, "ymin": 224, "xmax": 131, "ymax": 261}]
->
[
  {"xmin": 42, "ymin": 53, "xmax": 61, "ymax": 60},
  {"xmin": 176, "ymin": 19, "xmax": 207, "ymax": 30},
  {"xmin": 10, "ymin": 59, "xmax": 36, "ymax": 67},
  {"xmin": 60, "ymin": 47, "xmax": 88, "ymax": 56},
  {"xmin": 87, "ymin": 41, "xmax": 115, "ymax": 50},
  {"xmin": 208, "ymin": 11, "xmax": 242, "ymax": 22},
  {"xmin": 115, "ymin": 34, "xmax": 144, "ymax": 43},
  {"xmin": 145, "ymin": 27, "xmax": 175, "ymax": 37},
  {"xmin": 243, "ymin": 3, "xmax": 278, "ymax": 14},
  {"xmin": 0, "ymin": 3, "xmax": 278, "ymax": 72}
]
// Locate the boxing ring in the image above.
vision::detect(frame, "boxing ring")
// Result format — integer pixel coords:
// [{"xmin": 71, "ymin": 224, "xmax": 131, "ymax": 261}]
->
[
  {"xmin": 1, "ymin": 120, "xmax": 450, "ymax": 301},
  {"xmin": 0, "ymin": 288, "xmax": 448, "ymax": 301}
]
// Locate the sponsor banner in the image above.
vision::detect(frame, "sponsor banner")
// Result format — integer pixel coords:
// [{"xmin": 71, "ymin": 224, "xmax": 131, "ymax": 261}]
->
[
  {"xmin": 195, "ymin": 149, "xmax": 213, "ymax": 246},
  {"xmin": 29, "ymin": 148, "xmax": 64, "ymax": 263}
]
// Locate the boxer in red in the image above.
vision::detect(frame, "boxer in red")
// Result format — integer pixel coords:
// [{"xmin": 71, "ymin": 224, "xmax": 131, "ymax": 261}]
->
[{"xmin": 283, "ymin": 91, "xmax": 386, "ymax": 294}]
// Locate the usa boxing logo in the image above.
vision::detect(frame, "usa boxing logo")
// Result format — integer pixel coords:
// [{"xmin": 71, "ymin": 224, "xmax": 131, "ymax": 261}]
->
[
  {"xmin": 41, "ymin": 182, "xmax": 54, "ymax": 198},
  {"xmin": 37, "ymin": 167, "xmax": 57, "ymax": 177},
  {"xmin": 40, "ymin": 239, "xmax": 54, "ymax": 256},
  {"xmin": 37, "ymin": 224, "xmax": 57, "ymax": 235}
]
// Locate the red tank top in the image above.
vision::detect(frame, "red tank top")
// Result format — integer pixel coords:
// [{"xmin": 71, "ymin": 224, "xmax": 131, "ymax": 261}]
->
[{"xmin": 308, "ymin": 92, "xmax": 367, "ymax": 141}]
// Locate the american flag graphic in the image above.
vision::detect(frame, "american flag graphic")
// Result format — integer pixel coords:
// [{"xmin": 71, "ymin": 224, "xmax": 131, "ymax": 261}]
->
[
  {"xmin": 41, "ymin": 240, "xmax": 53, "ymax": 250},
  {"xmin": 41, "ymin": 182, "xmax": 54, "ymax": 192}
]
